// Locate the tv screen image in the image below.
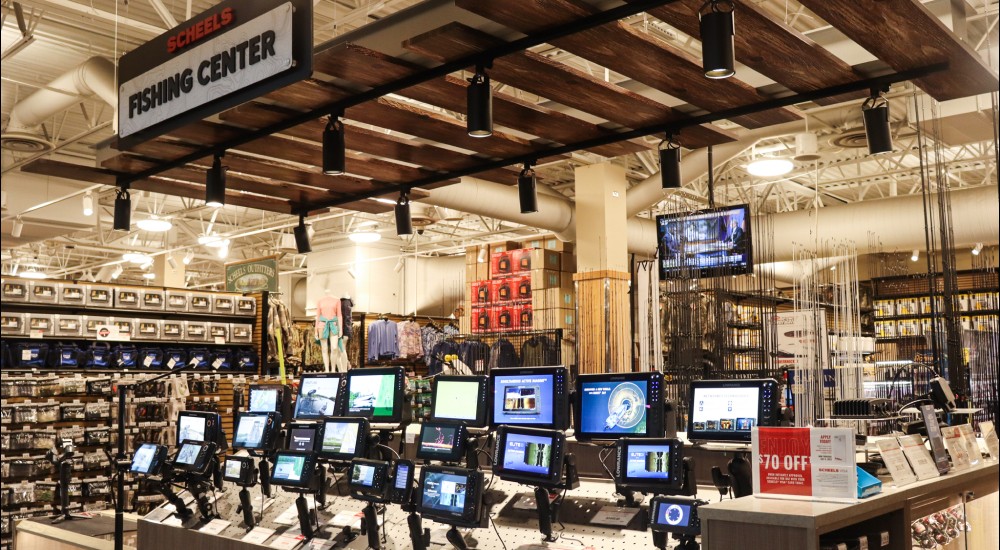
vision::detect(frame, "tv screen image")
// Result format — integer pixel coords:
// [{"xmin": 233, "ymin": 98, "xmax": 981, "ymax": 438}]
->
[
  {"xmin": 578, "ymin": 380, "xmax": 648, "ymax": 435},
  {"xmin": 224, "ymin": 460, "xmax": 243, "ymax": 479},
  {"xmin": 351, "ymin": 462, "xmax": 377, "ymax": 487},
  {"xmin": 294, "ymin": 376, "xmax": 340, "ymax": 418},
  {"xmin": 690, "ymin": 386, "xmax": 759, "ymax": 436},
  {"xmin": 272, "ymin": 454, "xmax": 306, "ymax": 482},
  {"xmin": 433, "ymin": 379, "xmax": 481, "ymax": 422},
  {"xmin": 493, "ymin": 374, "xmax": 554, "ymax": 426},
  {"xmin": 395, "ymin": 464, "xmax": 411, "ymax": 490},
  {"xmin": 234, "ymin": 414, "xmax": 269, "ymax": 448},
  {"xmin": 657, "ymin": 204, "xmax": 752, "ymax": 279},
  {"xmin": 177, "ymin": 415, "xmax": 207, "ymax": 443},
  {"xmin": 625, "ymin": 444, "xmax": 672, "ymax": 480},
  {"xmin": 175, "ymin": 443, "xmax": 200, "ymax": 465},
  {"xmin": 501, "ymin": 432, "xmax": 553, "ymax": 476},
  {"xmin": 419, "ymin": 424, "xmax": 461, "ymax": 456},
  {"xmin": 248, "ymin": 388, "xmax": 278, "ymax": 413},
  {"xmin": 421, "ymin": 472, "xmax": 467, "ymax": 515},
  {"xmin": 288, "ymin": 427, "xmax": 318, "ymax": 452},
  {"xmin": 655, "ymin": 500, "xmax": 692, "ymax": 528},
  {"xmin": 131, "ymin": 444, "xmax": 157, "ymax": 473},
  {"xmin": 322, "ymin": 421, "xmax": 360, "ymax": 455},
  {"xmin": 348, "ymin": 374, "xmax": 397, "ymax": 417}
]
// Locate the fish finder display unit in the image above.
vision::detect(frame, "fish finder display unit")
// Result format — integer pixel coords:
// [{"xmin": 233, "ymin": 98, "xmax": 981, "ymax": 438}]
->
[
  {"xmin": 687, "ymin": 379, "xmax": 779, "ymax": 442},
  {"xmin": 575, "ymin": 372, "xmax": 665, "ymax": 441},
  {"xmin": 489, "ymin": 366, "xmax": 570, "ymax": 430}
]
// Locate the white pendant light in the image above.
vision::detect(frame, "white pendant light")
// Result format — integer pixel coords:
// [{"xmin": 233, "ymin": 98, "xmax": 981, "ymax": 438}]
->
[
  {"xmin": 747, "ymin": 158, "xmax": 794, "ymax": 177},
  {"xmin": 136, "ymin": 215, "xmax": 172, "ymax": 232}
]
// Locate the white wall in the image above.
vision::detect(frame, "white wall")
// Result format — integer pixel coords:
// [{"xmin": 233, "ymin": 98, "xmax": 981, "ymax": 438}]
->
[
  {"xmin": 306, "ymin": 241, "xmax": 403, "ymax": 316},
  {"xmin": 402, "ymin": 255, "xmax": 466, "ymax": 317}
]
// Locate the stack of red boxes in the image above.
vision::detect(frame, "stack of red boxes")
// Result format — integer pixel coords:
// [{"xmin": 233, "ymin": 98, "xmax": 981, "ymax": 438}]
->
[{"xmin": 469, "ymin": 248, "xmax": 551, "ymax": 333}]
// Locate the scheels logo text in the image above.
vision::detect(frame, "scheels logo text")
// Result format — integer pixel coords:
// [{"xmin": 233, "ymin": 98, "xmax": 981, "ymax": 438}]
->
[{"xmin": 167, "ymin": 8, "xmax": 235, "ymax": 53}]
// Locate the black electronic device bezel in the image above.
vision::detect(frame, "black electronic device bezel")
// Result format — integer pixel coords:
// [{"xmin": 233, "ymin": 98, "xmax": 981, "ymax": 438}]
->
[
  {"xmin": 387, "ymin": 459, "xmax": 415, "ymax": 504},
  {"xmin": 172, "ymin": 440, "xmax": 216, "ymax": 475},
  {"xmin": 318, "ymin": 416, "xmax": 370, "ymax": 461},
  {"xmin": 344, "ymin": 366, "xmax": 406, "ymax": 424},
  {"xmin": 293, "ymin": 373, "xmax": 345, "ymax": 419},
  {"xmin": 130, "ymin": 443, "xmax": 168, "ymax": 476},
  {"xmin": 176, "ymin": 410, "xmax": 228, "ymax": 450},
  {"xmin": 269, "ymin": 450, "xmax": 318, "ymax": 490},
  {"xmin": 415, "ymin": 422, "xmax": 468, "ymax": 463},
  {"xmin": 348, "ymin": 458, "xmax": 391, "ymax": 500},
  {"xmin": 417, "ymin": 464, "xmax": 484, "ymax": 528},
  {"xmin": 493, "ymin": 425, "xmax": 566, "ymax": 487},
  {"xmin": 613, "ymin": 437, "xmax": 684, "ymax": 492},
  {"xmin": 430, "ymin": 375, "xmax": 489, "ymax": 428},
  {"xmin": 232, "ymin": 411, "xmax": 282, "ymax": 451},
  {"xmin": 286, "ymin": 421, "xmax": 323, "ymax": 453},
  {"xmin": 687, "ymin": 378, "xmax": 780, "ymax": 442},
  {"xmin": 648, "ymin": 495, "xmax": 704, "ymax": 535},
  {"xmin": 488, "ymin": 366, "xmax": 570, "ymax": 430},
  {"xmin": 656, "ymin": 203, "xmax": 753, "ymax": 279},
  {"xmin": 222, "ymin": 455, "xmax": 256, "ymax": 486},
  {"xmin": 573, "ymin": 371, "xmax": 665, "ymax": 442}
]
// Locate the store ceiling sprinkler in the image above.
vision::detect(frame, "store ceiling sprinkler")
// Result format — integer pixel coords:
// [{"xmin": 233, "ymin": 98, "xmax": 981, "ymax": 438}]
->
[
  {"xmin": 700, "ymin": 0, "xmax": 736, "ymax": 79},
  {"xmin": 82, "ymin": 191, "xmax": 94, "ymax": 216},
  {"xmin": 466, "ymin": 62, "xmax": 493, "ymax": 138},
  {"xmin": 205, "ymin": 153, "xmax": 227, "ymax": 208},
  {"xmin": 323, "ymin": 113, "xmax": 346, "ymax": 175},
  {"xmin": 518, "ymin": 161, "xmax": 538, "ymax": 214},
  {"xmin": 113, "ymin": 187, "xmax": 131, "ymax": 231},
  {"xmin": 659, "ymin": 133, "xmax": 682, "ymax": 189},
  {"xmin": 294, "ymin": 215, "xmax": 312, "ymax": 254},
  {"xmin": 395, "ymin": 190, "xmax": 413, "ymax": 236},
  {"xmin": 862, "ymin": 86, "xmax": 893, "ymax": 155}
]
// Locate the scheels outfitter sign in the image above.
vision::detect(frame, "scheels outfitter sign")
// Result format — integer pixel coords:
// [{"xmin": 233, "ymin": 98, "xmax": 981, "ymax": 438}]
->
[{"xmin": 116, "ymin": 0, "xmax": 312, "ymax": 147}]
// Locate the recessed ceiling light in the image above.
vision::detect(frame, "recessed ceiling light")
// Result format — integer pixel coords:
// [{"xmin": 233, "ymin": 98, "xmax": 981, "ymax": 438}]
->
[
  {"xmin": 20, "ymin": 268, "xmax": 48, "ymax": 279},
  {"xmin": 136, "ymin": 215, "xmax": 173, "ymax": 232},
  {"xmin": 122, "ymin": 252, "xmax": 152, "ymax": 264},
  {"xmin": 348, "ymin": 230, "xmax": 381, "ymax": 243},
  {"xmin": 747, "ymin": 158, "xmax": 794, "ymax": 177}
]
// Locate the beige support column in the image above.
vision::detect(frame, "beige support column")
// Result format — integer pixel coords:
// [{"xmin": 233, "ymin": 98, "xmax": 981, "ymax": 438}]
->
[
  {"xmin": 153, "ymin": 254, "xmax": 185, "ymax": 288},
  {"xmin": 573, "ymin": 163, "xmax": 631, "ymax": 373}
]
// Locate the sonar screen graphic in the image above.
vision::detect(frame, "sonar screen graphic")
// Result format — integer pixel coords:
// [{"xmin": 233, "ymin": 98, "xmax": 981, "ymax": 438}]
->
[{"xmin": 604, "ymin": 382, "xmax": 645, "ymax": 431}]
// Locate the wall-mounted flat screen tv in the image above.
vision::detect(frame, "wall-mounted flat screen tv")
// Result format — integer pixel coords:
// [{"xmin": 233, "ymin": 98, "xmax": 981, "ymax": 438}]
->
[{"xmin": 657, "ymin": 204, "xmax": 752, "ymax": 279}]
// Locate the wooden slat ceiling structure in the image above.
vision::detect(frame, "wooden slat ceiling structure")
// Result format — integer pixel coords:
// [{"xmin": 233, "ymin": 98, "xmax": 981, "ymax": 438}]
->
[{"xmin": 23, "ymin": 0, "xmax": 998, "ymax": 218}]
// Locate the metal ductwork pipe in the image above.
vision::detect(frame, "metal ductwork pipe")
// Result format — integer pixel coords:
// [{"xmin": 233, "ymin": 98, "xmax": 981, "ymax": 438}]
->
[{"xmin": 2, "ymin": 56, "xmax": 117, "ymax": 153}]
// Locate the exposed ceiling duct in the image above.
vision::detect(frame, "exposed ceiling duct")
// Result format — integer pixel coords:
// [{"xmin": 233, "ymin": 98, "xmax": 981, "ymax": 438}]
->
[{"xmin": 2, "ymin": 56, "xmax": 116, "ymax": 153}]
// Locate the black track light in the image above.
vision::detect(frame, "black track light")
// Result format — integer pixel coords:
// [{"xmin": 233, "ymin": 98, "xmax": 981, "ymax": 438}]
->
[
  {"xmin": 323, "ymin": 114, "xmax": 346, "ymax": 175},
  {"xmin": 700, "ymin": 0, "xmax": 736, "ymax": 79},
  {"xmin": 862, "ymin": 86, "xmax": 893, "ymax": 155},
  {"xmin": 205, "ymin": 153, "xmax": 227, "ymax": 207},
  {"xmin": 293, "ymin": 215, "xmax": 312, "ymax": 254},
  {"xmin": 467, "ymin": 64, "xmax": 493, "ymax": 138},
  {"xmin": 518, "ymin": 162, "xmax": 538, "ymax": 214},
  {"xmin": 113, "ymin": 187, "xmax": 131, "ymax": 231},
  {"xmin": 395, "ymin": 191, "xmax": 413, "ymax": 236},
  {"xmin": 659, "ymin": 134, "xmax": 682, "ymax": 189}
]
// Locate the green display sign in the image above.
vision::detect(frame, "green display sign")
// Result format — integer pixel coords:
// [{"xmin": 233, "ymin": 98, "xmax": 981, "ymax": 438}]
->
[{"xmin": 225, "ymin": 256, "xmax": 278, "ymax": 292}]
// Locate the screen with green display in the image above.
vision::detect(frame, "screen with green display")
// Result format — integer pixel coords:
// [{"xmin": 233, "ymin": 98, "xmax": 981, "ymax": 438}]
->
[
  {"xmin": 347, "ymin": 373, "xmax": 397, "ymax": 418},
  {"xmin": 433, "ymin": 380, "xmax": 481, "ymax": 422}
]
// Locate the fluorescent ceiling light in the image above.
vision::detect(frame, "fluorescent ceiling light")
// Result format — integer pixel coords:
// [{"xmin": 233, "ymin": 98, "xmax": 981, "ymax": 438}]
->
[
  {"xmin": 123, "ymin": 252, "xmax": 152, "ymax": 264},
  {"xmin": 20, "ymin": 268, "xmax": 48, "ymax": 279},
  {"xmin": 747, "ymin": 158, "xmax": 794, "ymax": 177},
  {"xmin": 349, "ymin": 231, "xmax": 381, "ymax": 243},
  {"xmin": 136, "ymin": 215, "xmax": 172, "ymax": 232}
]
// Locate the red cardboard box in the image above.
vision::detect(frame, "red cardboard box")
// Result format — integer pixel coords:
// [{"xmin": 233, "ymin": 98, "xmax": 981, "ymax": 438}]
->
[
  {"xmin": 471, "ymin": 306, "xmax": 494, "ymax": 333},
  {"xmin": 491, "ymin": 278, "xmax": 516, "ymax": 304},
  {"xmin": 470, "ymin": 281, "xmax": 491, "ymax": 305},
  {"xmin": 517, "ymin": 303, "xmax": 533, "ymax": 330},
  {"xmin": 495, "ymin": 305, "xmax": 517, "ymax": 332},
  {"xmin": 514, "ymin": 274, "xmax": 532, "ymax": 301},
  {"xmin": 491, "ymin": 251, "xmax": 515, "ymax": 278}
]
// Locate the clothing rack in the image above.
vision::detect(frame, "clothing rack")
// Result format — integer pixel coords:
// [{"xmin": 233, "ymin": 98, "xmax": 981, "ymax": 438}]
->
[
  {"xmin": 441, "ymin": 328, "xmax": 565, "ymax": 373},
  {"xmin": 355, "ymin": 312, "xmax": 455, "ymax": 372}
]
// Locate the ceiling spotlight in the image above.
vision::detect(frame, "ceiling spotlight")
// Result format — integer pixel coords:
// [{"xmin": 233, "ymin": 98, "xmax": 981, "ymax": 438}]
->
[
  {"xmin": 518, "ymin": 162, "xmax": 538, "ymax": 214},
  {"xmin": 136, "ymin": 215, "xmax": 173, "ymax": 232},
  {"xmin": 20, "ymin": 267, "xmax": 48, "ymax": 279},
  {"xmin": 205, "ymin": 153, "xmax": 227, "ymax": 208},
  {"xmin": 477, "ymin": 247, "xmax": 487, "ymax": 263},
  {"xmin": 167, "ymin": 254, "xmax": 178, "ymax": 270},
  {"xmin": 972, "ymin": 243, "xmax": 983, "ymax": 256},
  {"xmin": 294, "ymin": 215, "xmax": 312, "ymax": 254},
  {"xmin": 395, "ymin": 191, "xmax": 413, "ymax": 236},
  {"xmin": 11, "ymin": 216, "xmax": 23, "ymax": 238},
  {"xmin": 700, "ymin": 0, "xmax": 736, "ymax": 79},
  {"xmin": 82, "ymin": 192, "xmax": 94, "ymax": 216},
  {"xmin": 348, "ymin": 230, "xmax": 381, "ymax": 243},
  {"xmin": 182, "ymin": 250, "xmax": 194, "ymax": 265},
  {"xmin": 467, "ymin": 63, "xmax": 493, "ymax": 137},
  {"xmin": 122, "ymin": 252, "xmax": 151, "ymax": 264},
  {"xmin": 862, "ymin": 86, "xmax": 893, "ymax": 155},
  {"xmin": 911, "ymin": 249, "xmax": 919, "ymax": 262},
  {"xmin": 111, "ymin": 265, "xmax": 124, "ymax": 280},
  {"xmin": 113, "ymin": 187, "xmax": 131, "ymax": 231},
  {"xmin": 323, "ymin": 114, "xmax": 346, "ymax": 175},
  {"xmin": 393, "ymin": 259, "xmax": 404, "ymax": 273},
  {"xmin": 794, "ymin": 132, "xmax": 821, "ymax": 162},
  {"xmin": 307, "ymin": 223, "xmax": 316, "ymax": 240},
  {"xmin": 747, "ymin": 158, "xmax": 794, "ymax": 177},
  {"xmin": 659, "ymin": 134, "xmax": 682, "ymax": 189},
  {"xmin": 142, "ymin": 272, "xmax": 156, "ymax": 280}
]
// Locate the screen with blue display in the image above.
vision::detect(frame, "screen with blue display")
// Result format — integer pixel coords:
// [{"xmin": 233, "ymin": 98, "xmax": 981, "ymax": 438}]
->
[
  {"xmin": 492, "ymin": 374, "xmax": 554, "ymax": 426},
  {"xmin": 500, "ymin": 432, "xmax": 554, "ymax": 476},
  {"xmin": 625, "ymin": 444, "xmax": 672, "ymax": 479},
  {"xmin": 421, "ymin": 472, "xmax": 467, "ymax": 515},
  {"xmin": 654, "ymin": 500, "xmax": 692, "ymax": 528},
  {"xmin": 395, "ymin": 464, "xmax": 410, "ymax": 490},
  {"xmin": 578, "ymin": 380, "xmax": 649, "ymax": 435}
]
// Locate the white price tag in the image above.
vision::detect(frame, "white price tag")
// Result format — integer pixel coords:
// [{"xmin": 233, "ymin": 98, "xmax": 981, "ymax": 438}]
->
[
  {"xmin": 199, "ymin": 518, "xmax": 230, "ymax": 535},
  {"xmin": 29, "ymin": 330, "xmax": 44, "ymax": 339},
  {"xmin": 591, "ymin": 505, "xmax": 639, "ymax": 527},
  {"xmin": 242, "ymin": 526, "xmax": 275, "ymax": 545},
  {"xmin": 143, "ymin": 356, "xmax": 153, "ymax": 368},
  {"xmin": 167, "ymin": 358, "xmax": 177, "ymax": 368},
  {"xmin": 269, "ymin": 532, "xmax": 305, "ymax": 550},
  {"xmin": 21, "ymin": 349, "xmax": 32, "ymax": 361},
  {"xmin": 212, "ymin": 358, "xmax": 224, "ymax": 369},
  {"xmin": 143, "ymin": 507, "xmax": 172, "ymax": 524},
  {"xmin": 215, "ymin": 336, "xmax": 226, "ymax": 345}
]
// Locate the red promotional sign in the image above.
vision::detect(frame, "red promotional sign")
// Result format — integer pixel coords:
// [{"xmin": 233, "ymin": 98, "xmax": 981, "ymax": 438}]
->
[{"xmin": 754, "ymin": 427, "xmax": 813, "ymax": 496}]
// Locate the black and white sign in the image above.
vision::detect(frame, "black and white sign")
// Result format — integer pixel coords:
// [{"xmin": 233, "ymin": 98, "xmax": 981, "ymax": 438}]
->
[{"xmin": 116, "ymin": 0, "xmax": 312, "ymax": 148}]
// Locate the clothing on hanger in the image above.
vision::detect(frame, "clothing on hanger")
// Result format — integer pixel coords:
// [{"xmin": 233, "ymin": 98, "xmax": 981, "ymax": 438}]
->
[
  {"xmin": 428, "ymin": 340, "xmax": 460, "ymax": 376},
  {"xmin": 458, "ymin": 340, "xmax": 490, "ymax": 373},
  {"xmin": 489, "ymin": 338, "xmax": 519, "ymax": 370},
  {"xmin": 421, "ymin": 324, "xmax": 445, "ymax": 366},
  {"xmin": 520, "ymin": 335, "xmax": 558, "ymax": 367},
  {"xmin": 340, "ymin": 296, "xmax": 355, "ymax": 338},
  {"xmin": 367, "ymin": 318, "xmax": 399, "ymax": 362},
  {"xmin": 397, "ymin": 319, "xmax": 423, "ymax": 358}
]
